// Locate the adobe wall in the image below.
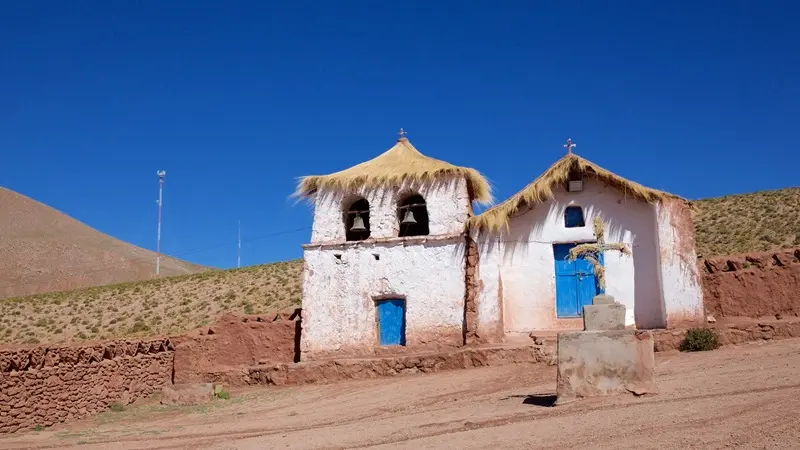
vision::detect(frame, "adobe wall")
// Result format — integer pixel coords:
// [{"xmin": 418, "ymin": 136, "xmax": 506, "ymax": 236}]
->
[
  {"xmin": 302, "ymin": 174, "xmax": 472, "ymax": 361},
  {"xmin": 173, "ymin": 310, "xmax": 301, "ymax": 384},
  {"xmin": 655, "ymin": 199, "xmax": 705, "ymax": 328},
  {"xmin": 0, "ymin": 338, "xmax": 173, "ymax": 433},
  {"xmin": 463, "ymin": 235, "xmax": 480, "ymax": 345},
  {"xmin": 301, "ymin": 237, "xmax": 466, "ymax": 361},
  {"xmin": 475, "ymin": 179, "xmax": 660, "ymax": 332},
  {"xmin": 309, "ymin": 175, "xmax": 470, "ymax": 242},
  {"xmin": 701, "ymin": 248, "xmax": 800, "ymax": 318}
]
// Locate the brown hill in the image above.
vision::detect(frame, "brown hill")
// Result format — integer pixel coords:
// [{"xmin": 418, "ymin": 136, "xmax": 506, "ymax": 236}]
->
[
  {"xmin": 2, "ymin": 186, "xmax": 798, "ymax": 346},
  {"xmin": 693, "ymin": 187, "xmax": 800, "ymax": 257},
  {"xmin": 0, "ymin": 187, "xmax": 207, "ymax": 299}
]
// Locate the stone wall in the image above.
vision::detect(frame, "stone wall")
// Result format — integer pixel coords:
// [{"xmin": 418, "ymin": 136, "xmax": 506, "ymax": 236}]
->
[
  {"xmin": 173, "ymin": 310, "xmax": 301, "ymax": 384},
  {"xmin": 652, "ymin": 320, "xmax": 800, "ymax": 352},
  {"xmin": 0, "ymin": 338, "xmax": 173, "ymax": 433},
  {"xmin": 463, "ymin": 235, "xmax": 479, "ymax": 344},
  {"xmin": 701, "ymin": 248, "xmax": 800, "ymax": 318}
]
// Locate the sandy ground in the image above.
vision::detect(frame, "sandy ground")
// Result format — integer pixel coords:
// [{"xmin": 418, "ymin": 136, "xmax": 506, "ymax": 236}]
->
[{"xmin": 3, "ymin": 338, "xmax": 800, "ymax": 450}]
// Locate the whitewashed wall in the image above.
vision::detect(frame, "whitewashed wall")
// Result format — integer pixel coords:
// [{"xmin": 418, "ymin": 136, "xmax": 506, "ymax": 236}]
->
[
  {"xmin": 655, "ymin": 199, "xmax": 704, "ymax": 327},
  {"xmin": 301, "ymin": 240, "xmax": 466, "ymax": 359},
  {"xmin": 309, "ymin": 176, "xmax": 470, "ymax": 243},
  {"xmin": 476, "ymin": 179, "xmax": 665, "ymax": 333},
  {"xmin": 301, "ymin": 175, "xmax": 472, "ymax": 360}
]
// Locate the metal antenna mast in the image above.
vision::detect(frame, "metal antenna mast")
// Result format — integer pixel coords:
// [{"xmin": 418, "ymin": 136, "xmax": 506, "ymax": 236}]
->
[
  {"xmin": 156, "ymin": 170, "xmax": 166, "ymax": 276},
  {"xmin": 237, "ymin": 220, "xmax": 241, "ymax": 269}
]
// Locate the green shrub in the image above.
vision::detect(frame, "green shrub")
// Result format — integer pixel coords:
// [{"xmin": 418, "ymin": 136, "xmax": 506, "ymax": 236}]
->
[
  {"xmin": 109, "ymin": 402, "xmax": 126, "ymax": 412},
  {"xmin": 129, "ymin": 320, "xmax": 150, "ymax": 334},
  {"xmin": 680, "ymin": 328, "xmax": 720, "ymax": 352},
  {"xmin": 243, "ymin": 303, "xmax": 254, "ymax": 315},
  {"xmin": 215, "ymin": 391, "xmax": 230, "ymax": 400}
]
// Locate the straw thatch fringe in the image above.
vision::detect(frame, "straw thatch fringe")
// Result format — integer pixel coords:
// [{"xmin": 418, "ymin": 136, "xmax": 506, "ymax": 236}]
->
[
  {"xmin": 469, "ymin": 153, "xmax": 682, "ymax": 231},
  {"xmin": 294, "ymin": 138, "xmax": 492, "ymax": 204}
]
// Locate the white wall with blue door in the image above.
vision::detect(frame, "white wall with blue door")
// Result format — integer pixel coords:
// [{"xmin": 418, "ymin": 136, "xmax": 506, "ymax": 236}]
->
[
  {"xmin": 299, "ymin": 174, "xmax": 473, "ymax": 361},
  {"xmin": 476, "ymin": 179, "xmax": 664, "ymax": 333},
  {"xmin": 300, "ymin": 237, "xmax": 467, "ymax": 361}
]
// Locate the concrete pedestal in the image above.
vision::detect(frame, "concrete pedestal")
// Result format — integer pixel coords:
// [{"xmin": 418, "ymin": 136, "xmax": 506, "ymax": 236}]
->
[{"xmin": 555, "ymin": 329, "xmax": 657, "ymax": 404}]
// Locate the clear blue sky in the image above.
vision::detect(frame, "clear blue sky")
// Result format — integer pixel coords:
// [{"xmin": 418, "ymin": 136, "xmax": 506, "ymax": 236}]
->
[{"xmin": 1, "ymin": 1, "xmax": 798, "ymax": 269}]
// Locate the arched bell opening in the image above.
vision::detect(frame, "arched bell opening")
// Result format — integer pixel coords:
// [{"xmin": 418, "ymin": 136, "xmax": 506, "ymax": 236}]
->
[
  {"xmin": 397, "ymin": 193, "xmax": 429, "ymax": 237},
  {"xmin": 344, "ymin": 197, "xmax": 371, "ymax": 241}
]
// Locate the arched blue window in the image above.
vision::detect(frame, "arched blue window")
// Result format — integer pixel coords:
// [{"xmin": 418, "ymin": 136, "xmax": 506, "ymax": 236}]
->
[{"xmin": 564, "ymin": 206, "xmax": 585, "ymax": 228}]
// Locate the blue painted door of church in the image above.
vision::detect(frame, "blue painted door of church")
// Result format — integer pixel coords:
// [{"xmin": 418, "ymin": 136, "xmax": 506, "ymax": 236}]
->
[
  {"xmin": 377, "ymin": 299, "xmax": 406, "ymax": 346},
  {"xmin": 553, "ymin": 243, "xmax": 603, "ymax": 318}
]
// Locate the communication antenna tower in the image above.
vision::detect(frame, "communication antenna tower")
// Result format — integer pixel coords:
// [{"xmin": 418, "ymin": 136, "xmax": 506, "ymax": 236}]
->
[{"xmin": 156, "ymin": 170, "xmax": 166, "ymax": 276}]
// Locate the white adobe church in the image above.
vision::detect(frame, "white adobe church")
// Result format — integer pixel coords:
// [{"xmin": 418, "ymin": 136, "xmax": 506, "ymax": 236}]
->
[{"xmin": 295, "ymin": 132, "xmax": 704, "ymax": 360}]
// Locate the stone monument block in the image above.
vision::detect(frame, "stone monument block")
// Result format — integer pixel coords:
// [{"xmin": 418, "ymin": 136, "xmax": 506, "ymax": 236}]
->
[
  {"xmin": 591, "ymin": 294, "xmax": 617, "ymax": 305},
  {"xmin": 583, "ymin": 303, "xmax": 626, "ymax": 331},
  {"xmin": 556, "ymin": 330, "xmax": 657, "ymax": 404}
]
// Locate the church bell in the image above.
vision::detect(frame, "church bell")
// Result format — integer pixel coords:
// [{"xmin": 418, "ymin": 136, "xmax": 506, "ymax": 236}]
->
[
  {"xmin": 401, "ymin": 209, "xmax": 417, "ymax": 225},
  {"xmin": 350, "ymin": 213, "xmax": 367, "ymax": 232}
]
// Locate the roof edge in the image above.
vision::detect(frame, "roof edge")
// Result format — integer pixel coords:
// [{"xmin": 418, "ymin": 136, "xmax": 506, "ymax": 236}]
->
[{"xmin": 469, "ymin": 153, "xmax": 683, "ymax": 232}]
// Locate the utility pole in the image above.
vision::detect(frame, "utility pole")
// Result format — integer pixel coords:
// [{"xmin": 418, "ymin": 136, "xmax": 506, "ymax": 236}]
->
[
  {"xmin": 237, "ymin": 220, "xmax": 241, "ymax": 269},
  {"xmin": 156, "ymin": 170, "xmax": 166, "ymax": 276}
]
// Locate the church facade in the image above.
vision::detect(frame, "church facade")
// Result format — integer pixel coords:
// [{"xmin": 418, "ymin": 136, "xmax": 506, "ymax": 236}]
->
[{"xmin": 295, "ymin": 134, "xmax": 704, "ymax": 360}]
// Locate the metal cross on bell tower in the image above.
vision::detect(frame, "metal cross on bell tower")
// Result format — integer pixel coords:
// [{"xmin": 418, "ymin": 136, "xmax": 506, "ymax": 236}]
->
[{"xmin": 564, "ymin": 138, "xmax": 576, "ymax": 154}]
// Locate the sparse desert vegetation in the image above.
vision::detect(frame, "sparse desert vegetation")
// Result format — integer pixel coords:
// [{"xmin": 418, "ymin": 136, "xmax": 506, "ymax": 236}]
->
[
  {"xmin": 0, "ymin": 260, "xmax": 302, "ymax": 345},
  {"xmin": 693, "ymin": 187, "xmax": 800, "ymax": 257},
  {"xmin": 2, "ymin": 187, "xmax": 798, "ymax": 346}
]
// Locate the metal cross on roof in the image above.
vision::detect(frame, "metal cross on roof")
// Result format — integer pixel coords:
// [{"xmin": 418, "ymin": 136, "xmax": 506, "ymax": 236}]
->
[
  {"xmin": 564, "ymin": 138, "xmax": 576, "ymax": 154},
  {"xmin": 398, "ymin": 128, "xmax": 408, "ymax": 139}
]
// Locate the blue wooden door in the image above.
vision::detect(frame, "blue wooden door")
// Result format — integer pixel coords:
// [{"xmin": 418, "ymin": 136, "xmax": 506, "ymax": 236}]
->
[
  {"xmin": 553, "ymin": 243, "xmax": 603, "ymax": 317},
  {"xmin": 377, "ymin": 299, "xmax": 406, "ymax": 346}
]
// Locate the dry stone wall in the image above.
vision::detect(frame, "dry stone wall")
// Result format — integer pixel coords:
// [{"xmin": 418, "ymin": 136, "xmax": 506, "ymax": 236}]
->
[
  {"xmin": 0, "ymin": 338, "xmax": 173, "ymax": 433},
  {"xmin": 463, "ymin": 236, "xmax": 480, "ymax": 344}
]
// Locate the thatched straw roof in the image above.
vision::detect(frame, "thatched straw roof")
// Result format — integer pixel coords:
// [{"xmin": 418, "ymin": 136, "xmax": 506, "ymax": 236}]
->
[
  {"xmin": 294, "ymin": 137, "xmax": 492, "ymax": 203},
  {"xmin": 470, "ymin": 153, "xmax": 683, "ymax": 232}
]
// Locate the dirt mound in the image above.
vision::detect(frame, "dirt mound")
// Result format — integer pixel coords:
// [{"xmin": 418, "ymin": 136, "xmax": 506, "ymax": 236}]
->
[{"xmin": 0, "ymin": 187, "xmax": 206, "ymax": 299}]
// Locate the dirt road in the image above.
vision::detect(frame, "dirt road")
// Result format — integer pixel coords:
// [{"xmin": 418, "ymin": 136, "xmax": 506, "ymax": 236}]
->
[{"xmin": 3, "ymin": 338, "xmax": 800, "ymax": 449}]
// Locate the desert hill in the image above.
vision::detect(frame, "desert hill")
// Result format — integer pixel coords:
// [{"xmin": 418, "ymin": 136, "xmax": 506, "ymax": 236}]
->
[
  {"xmin": 0, "ymin": 260, "xmax": 303, "ymax": 345},
  {"xmin": 0, "ymin": 187, "xmax": 207, "ymax": 300},
  {"xmin": 1, "ymin": 187, "xmax": 798, "ymax": 346},
  {"xmin": 693, "ymin": 187, "xmax": 800, "ymax": 257}
]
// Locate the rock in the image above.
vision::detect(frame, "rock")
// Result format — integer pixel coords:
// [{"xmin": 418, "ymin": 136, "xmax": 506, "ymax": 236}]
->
[
  {"xmin": 556, "ymin": 330, "xmax": 657, "ymax": 404},
  {"xmin": 529, "ymin": 333, "xmax": 544, "ymax": 345},
  {"xmin": 592, "ymin": 294, "xmax": 616, "ymax": 305},
  {"xmin": 707, "ymin": 315, "xmax": 717, "ymax": 324},
  {"xmin": 582, "ymin": 303, "xmax": 626, "ymax": 331},
  {"xmin": 160, "ymin": 383, "xmax": 214, "ymax": 406}
]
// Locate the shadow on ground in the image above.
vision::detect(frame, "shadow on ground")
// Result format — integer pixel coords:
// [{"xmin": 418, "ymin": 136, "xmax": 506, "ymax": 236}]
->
[{"xmin": 501, "ymin": 394, "xmax": 557, "ymax": 407}]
